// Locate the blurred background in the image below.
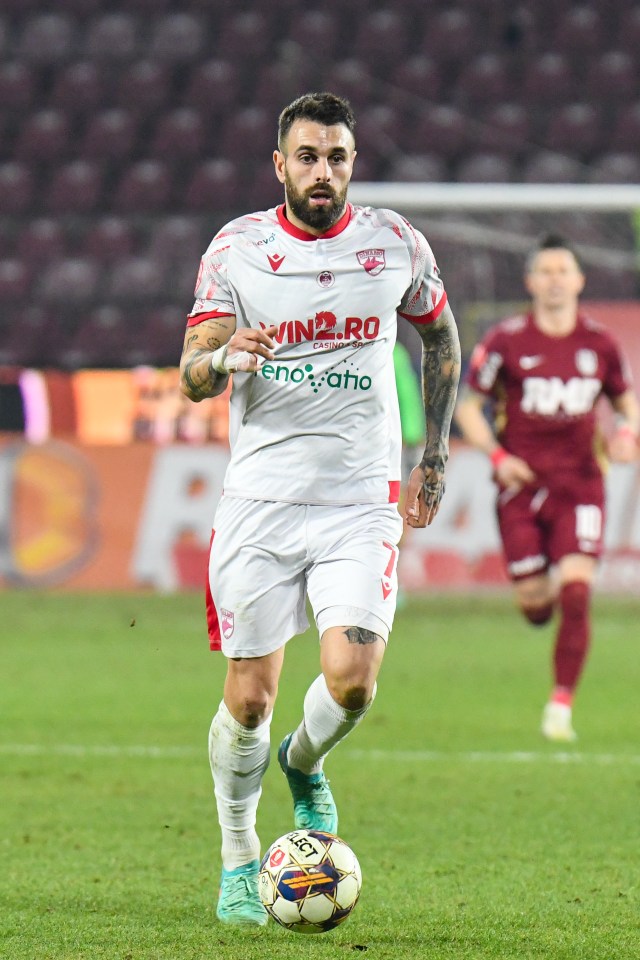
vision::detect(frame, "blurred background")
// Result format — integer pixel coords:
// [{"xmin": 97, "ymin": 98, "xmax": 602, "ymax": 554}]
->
[{"xmin": 0, "ymin": 0, "xmax": 639, "ymax": 593}]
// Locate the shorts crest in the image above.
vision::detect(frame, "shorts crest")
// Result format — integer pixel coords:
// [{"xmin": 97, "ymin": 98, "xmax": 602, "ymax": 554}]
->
[{"xmin": 220, "ymin": 608, "xmax": 235, "ymax": 639}]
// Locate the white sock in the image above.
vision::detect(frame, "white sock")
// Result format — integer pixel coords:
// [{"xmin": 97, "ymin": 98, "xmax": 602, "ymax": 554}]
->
[
  {"xmin": 208, "ymin": 700, "xmax": 271, "ymax": 870},
  {"xmin": 287, "ymin": 674, "xmax": 376, "ymax": 776}
]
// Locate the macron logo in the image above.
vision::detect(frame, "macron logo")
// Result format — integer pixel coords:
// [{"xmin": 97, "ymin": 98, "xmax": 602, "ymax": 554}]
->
[{"xmin": 268, "ymin": 253, "xmax": 285, "ymax": 272}]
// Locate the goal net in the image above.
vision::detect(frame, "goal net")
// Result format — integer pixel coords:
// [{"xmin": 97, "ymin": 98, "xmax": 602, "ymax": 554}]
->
[
  {"xmin": 348, "ymin": 181, "xmax": 640, "ymax": 594},
  {"xmin": 349, "ymin": 182, "xmax": 640, "ymax": 355}
]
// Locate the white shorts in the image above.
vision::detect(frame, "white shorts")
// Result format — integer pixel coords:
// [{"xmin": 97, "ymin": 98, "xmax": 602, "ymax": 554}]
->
[{"xmin": 207, "ymin": 497, "xmax": 404, "ymax": 657}]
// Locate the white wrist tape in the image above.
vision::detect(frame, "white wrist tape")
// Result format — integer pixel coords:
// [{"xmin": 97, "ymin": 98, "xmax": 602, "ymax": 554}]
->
[
  {"xmin": 210, "ymin": 345, "xmax": 262, "ymax": 375},
  {"xmin": 210, "ymin": 345, "xmax": 230, "ymax": 374}
]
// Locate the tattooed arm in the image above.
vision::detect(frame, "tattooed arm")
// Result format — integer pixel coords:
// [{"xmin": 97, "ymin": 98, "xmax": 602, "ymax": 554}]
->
[
  {"xmin": 403, "ymin": 302, "xmax": 461, "ymax": 527},
  {"xmin": 179, "ymin": 315, "xmax": 278, "ymax": 402}
]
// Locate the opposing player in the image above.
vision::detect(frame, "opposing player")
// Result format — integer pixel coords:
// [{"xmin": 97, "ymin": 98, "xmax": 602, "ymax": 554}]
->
[
  {"xmin": 179, "ymin": 92, "xmax": 460, "ymax": 926},
  {"xmin": 455, "ymin": 234, "xmax": 639, "ymax": 742}
]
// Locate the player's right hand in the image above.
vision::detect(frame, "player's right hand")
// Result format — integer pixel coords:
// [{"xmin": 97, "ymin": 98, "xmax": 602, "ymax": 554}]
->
[
  {"xmin": 495, "ymin": 453, "xmax": 536, "ymax": 491},
  {"xmin": 214, "ymin": 325, "xmax": 278, "ymax": 373}
]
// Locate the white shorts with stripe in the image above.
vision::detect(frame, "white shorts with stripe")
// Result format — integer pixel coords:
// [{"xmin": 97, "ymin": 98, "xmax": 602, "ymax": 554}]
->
[{"xmin": 207, "ymin": 496, "xmax": 404, "ymax": 657}]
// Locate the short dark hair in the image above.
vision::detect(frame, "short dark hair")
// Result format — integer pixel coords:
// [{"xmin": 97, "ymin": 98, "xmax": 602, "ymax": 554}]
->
[
  {"xmin": 277, "ymin": 92, "xmax": 356, "ymax": 152},
  {"xmin": 526, "ymin": 233, "xmax": 583, "ymax": 272}
]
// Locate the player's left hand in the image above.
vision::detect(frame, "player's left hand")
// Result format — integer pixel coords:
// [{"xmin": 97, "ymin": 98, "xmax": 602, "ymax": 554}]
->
[
  {"xmin": 608, "ymin": 427, "xmax": 639, "ymax": 463},
  {"xmin": 404, "ymin": 462, "xmax": 445, "ymax": 528}
]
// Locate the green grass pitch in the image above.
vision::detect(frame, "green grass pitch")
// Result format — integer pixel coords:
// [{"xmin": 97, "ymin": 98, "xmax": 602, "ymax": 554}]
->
[{"xmin": 2, "ymin": 591, "xmax": 639, "ymax": 959}]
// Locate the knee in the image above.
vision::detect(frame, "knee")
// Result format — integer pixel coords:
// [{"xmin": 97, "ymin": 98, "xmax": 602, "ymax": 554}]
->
[
  {"xmin": 325, "ymin": 677, "xmax": 371, "ymax": 712},
  {"xmin": 520, "ymin": 602, "xmax": 554, "ymax": 626},
  {"xmin": 227, "ymin": 689, "xmax": 274, "ymax": 728},
  {"xmin": 515, "ymin": 576, "xmax": 554, "ymax": 626},
  {"xmin": 239, "ymin": 696, "xmax": 272, "ymax": 727}
]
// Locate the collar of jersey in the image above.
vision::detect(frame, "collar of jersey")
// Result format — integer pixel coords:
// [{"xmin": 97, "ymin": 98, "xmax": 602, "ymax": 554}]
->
[
  {"xmin": 529, "ymin": 311, "xmax": 584, "ymax": 336},
  {"xmin": 276, "ymin": 203, "xmax": 353, "ymax": 241}
]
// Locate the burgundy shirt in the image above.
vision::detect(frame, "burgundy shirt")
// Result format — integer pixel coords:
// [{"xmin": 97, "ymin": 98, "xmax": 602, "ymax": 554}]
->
[{"xmin": 465, "ymin": 313, "xmax": 631, "ymax": 486}]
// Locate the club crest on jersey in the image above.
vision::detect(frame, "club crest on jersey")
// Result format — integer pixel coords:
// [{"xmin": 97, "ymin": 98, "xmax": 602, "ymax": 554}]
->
[
  {"xmin": 220, "ymin": 608, "xmax": 234, "ymax": 639},
  {"xmin": 575, "ymin": 349, "xmax": 598, "ymax": 376},
  {"xmin": 316, "ymin": 270, "xmax": 335, "ymax": 287},
  {"xmin": 357, "ymin": 248, "xmax": 386, "ymax": 275}
]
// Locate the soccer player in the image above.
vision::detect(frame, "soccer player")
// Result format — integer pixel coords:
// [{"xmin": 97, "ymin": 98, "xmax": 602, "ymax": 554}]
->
[
  {"xmin": 455, "ymin": 234, "xmax": 639, "ymax": 743},
  {"xmin": 179, "ymin": 92, "xmax": 461, "ymax": 926}
]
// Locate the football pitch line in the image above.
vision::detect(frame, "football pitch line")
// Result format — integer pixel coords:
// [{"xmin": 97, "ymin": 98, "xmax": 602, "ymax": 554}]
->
[{"xmin": 2, "ymin": 743, "xmax": 640, "ymax": 765}]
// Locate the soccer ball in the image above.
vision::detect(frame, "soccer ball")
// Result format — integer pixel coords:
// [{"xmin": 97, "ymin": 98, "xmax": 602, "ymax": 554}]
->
[{"xmin": 258, "ymin": 829, "xmax": 362, "ymax": 934}]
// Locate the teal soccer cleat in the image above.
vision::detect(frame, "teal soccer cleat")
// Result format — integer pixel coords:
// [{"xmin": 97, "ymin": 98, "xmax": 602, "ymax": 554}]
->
[
  {"xmin": 277, "ymin": 733, "xmax": 338, "ymax": 834},
  {"xmin": 217, "ymin": 860, "xmax": 268, "ymax": 927}
]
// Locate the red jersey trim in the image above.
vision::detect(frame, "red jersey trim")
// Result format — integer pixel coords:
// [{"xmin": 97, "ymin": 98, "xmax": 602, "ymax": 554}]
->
[
  {"xmin": 187, "ymin": 309, "xmax": 235, "ymax": 328},
  {"xmin": 276, "ymin": 203, "xmax": 353, "ymax": 241},
  {"xmin": 398, "ymin": 291, "xmax": 448, "ymax": 325},
  {"xmin": 205, "ymin": 530, "xmax": 222, "ymax": 651},
  {"xmin": 388, "ymin": 480, "xmax": 400, "ymax": 503}
]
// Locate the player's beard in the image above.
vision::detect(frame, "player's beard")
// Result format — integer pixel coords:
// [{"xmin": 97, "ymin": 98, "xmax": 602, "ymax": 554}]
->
[{"xmin": 284, "ymin": 171, "xmax": 348, "ymax": 232}]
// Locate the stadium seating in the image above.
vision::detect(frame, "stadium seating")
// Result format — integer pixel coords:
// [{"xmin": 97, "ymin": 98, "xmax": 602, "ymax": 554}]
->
[
  {"xmin": 407, "ymin": 105, "xmax": 468, "ymax": 160},
  {"xmin": 385, "ymin": 56, "xmax": 443, "ymax": 110},
  {"xmin": 610, "ymin": 102, "xmax": 640, "ymax": 152},
  {"xmin": 522, "ymin": 53, "xmax": 575, "ymax": 103},
  {"xmin": 39, "ymin": 257, "xmax": 100, "ymax": 306},
  {"xmin": 112, "ymin": 161, "xmax": 172, "ymax": 214},
  {"xmin": 0, "ymin": 163, "xmax": 34, "ymax": 215},
  {"xmin": 521, "ymin": 151, "xmax": 584, "ymax": 183},
  {"xmin": 149, "ymin": 13, "xmax": 206, "ymax": 62},
  {"xmin": 218, "ymin": 10, "xmax": 273, "ymax": 60},
  {"xmin": 479, "ymin": 103, "xmax": 532, "ymax": 157},
  {"xmin": 616, "ymin": 5, "xmax": 640, "ymax": 51},
  {"xmin": 354, "ymin": 9, "xmax": 408, "ymax": 72},
  {"xmin": 288, "ymin": 10, "xmax": 339, "ymax": 60},
  {"xmin": 321, "ymin": 60, "xmax": 373, "ymax": 108},
  {"xmin": 59, "ymin": 305, "xmax": 132, "ymax": 369},
  {"xmin": 552, "ymin": 6, "xmax": 605, "ymax": 54},
  {"xmin": 1, "ymin": 0, "xmax": 639, "ymax": 369},
  {"xmin": 421, "ymin": 8, "xmax": 479, "ymax": 62},
  {"xmin": 0, "ymin": 61, "xmax": 36, "ymax": 111},
  {"xmin": 588, "ymin": 152, "xmax": 640, "ymax": 184},
  {"xmin": 80, "ymin": 109, "xmax": 139, "ymax": 162},
  {"xmin": 116, "ymin": 61, "xmax": 173, "ymax": 113},
  {"xmin": 456, "ymin": 152, "xmax": 514, "ymax": 183},
  {"xmin": 0, "ymin": 258, "xmax": 31, "ymax": 303},
  {"xmin": 183, "ymin": 159, "xmax": 241, "ymax": 212},
  {"xmin": 148, "ymin": 216, "xmax": 204, "ymax": 267},
  {"xmin": 85, "ymin": 217, "xmax": 136, "ymax": 263},
  {"xmin": 387, "ymin": 153, "xmax": 447, "ymax": 183},
  {"xmin": 84, "ymin": 13, "xmax": 139, "ymax": 61},
  {"xmin": 0, "ymin": 306, "xmax": 62, "ymax": 368},
  {"xmin": 543, "ymin": 103, "xmax": 603, "ymax": 157},
  {"xmin": 18, "ymin": 14, "xmax": 76, "ymax": 63},
  {"xmin": 586, "ymin": 51, "xmax": 637, "ymax": 103},
  {"xmin": 221, "ymin": 106, "xmax": 275, "ymax": 161},
  {"xmin": 45, "ymin": 160, "xmax": 104, "ymax": 214},
  {"xmin": 17, "ymin": 218, "xmax": 67, "ymax": 262},
  {"xmin": 150, "ymin": 109, "xmax": 207, "ymax": 161},
  {"xmin": 457, "ymin": 54, "xmax": 510, "ymax": 105},
  {"xmin": 51, "ymin": 62, "xmax": 108, "ymax": 115},
  {"xmin": 182, "ymin": 60, "xmax": 241, "ymax": 113},
  {"xmin": 15, "ymin": 110, "xmax": 72, "ymax": 163}
]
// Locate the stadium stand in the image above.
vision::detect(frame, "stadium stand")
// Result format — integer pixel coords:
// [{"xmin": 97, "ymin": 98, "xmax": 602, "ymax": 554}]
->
[{"xmin": 0, "ymin": 0, "xmax": 639, "ymax": 368}]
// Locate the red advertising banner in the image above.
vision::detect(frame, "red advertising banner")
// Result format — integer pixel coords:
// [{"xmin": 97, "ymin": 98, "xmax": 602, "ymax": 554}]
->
[
  {"xmin": 1, "ymin": 437, "xmax": 639, "ymax": 594},
  {"xmin": 1, "ymin": 300, "xmax": 638, "ymax": 593}
]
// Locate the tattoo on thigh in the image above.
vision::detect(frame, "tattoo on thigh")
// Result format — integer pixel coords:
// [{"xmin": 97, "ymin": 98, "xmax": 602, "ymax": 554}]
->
[{"xmin": 343, "ymin": 627, "xmax": 381, "ymax": 645}]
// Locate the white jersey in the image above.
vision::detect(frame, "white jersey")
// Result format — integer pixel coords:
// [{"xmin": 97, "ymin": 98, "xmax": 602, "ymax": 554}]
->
[{"xmin": 187, "ymin": 203, "xmax": 448, "ymax": 505}]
